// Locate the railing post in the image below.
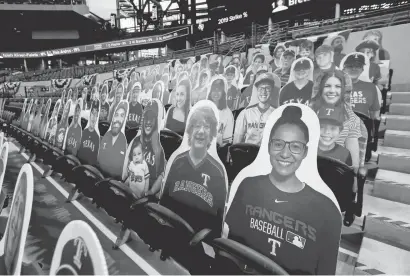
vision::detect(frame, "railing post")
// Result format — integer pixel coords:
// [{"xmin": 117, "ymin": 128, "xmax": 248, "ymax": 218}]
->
[{"xmin": 251, "ymin": 22, "xmax": 256, "ymax": 48}]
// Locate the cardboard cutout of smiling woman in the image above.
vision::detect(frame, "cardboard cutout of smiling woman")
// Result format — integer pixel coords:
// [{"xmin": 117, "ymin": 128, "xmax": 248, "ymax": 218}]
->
[
  {"xmin": 279, "ymin": 57, "xmax": 315, "ymax": 107},
  {"xmin": 191, "ymin": 69, "xmax": 211, "ymax": 106},
  {"xmin": 55, "ymin": 99, "xmax": 72, "ymax": 150},
  {"xmin": 77, "ymin": 100, "xmax": 101, "ymax": 166},
  {"xmin": 65, "ymin": 98, "xmax": 83, "ymax": 156},
  {"xmin": 190, "ymin": 62, "xmax": 200, "ymax": 90},
  {"xmin": 50, "ymin": 220, "xmax": 108, "ymax": 276},
  {"xmin": 206, "ymin": 77, "xmax": 235, "ymax": 146},
  {"xmin": 152, "ymin": 80, "xmax": 167, "ymax": 104},
  {"xmin": 40, "ymin": 99, "xmax": 52, "ymax": 139},
  {"xmin": 163, "ymin": 78, "xmax": 192, "ymax": 135},
  {"xmin": 225, "ymin": 104, "xmax": 342, "ymax": 275},
  {"xmin": 97, "ymin": 100, "xmax": 129, "ymax": 179},
  {"xmin": 45, "ymin": 99, "xmax": 62, "ymax": 145},
  {"xmin": 160, "ymin": 100, "xmax": 228, "ymax": 235},
  {"xmin": 0, "ymin": 164, "xmax": 34, "ymax": 275},
  {"xmin": 168, "ymin": 72, "xmax": 190, "ymax": 106},
  {"xmin": 123, "ymin": 99, "xmax": 165, "ymax": 197}
]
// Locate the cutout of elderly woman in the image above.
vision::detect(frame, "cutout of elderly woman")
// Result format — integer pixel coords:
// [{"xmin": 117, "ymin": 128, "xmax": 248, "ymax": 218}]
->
[
  {"xmin": 279, "ymin": 58, "xmax": 314, "ymax": 106},
  {"xmin": 124, "ymin": 100, "xmax": 165, "ymax": 197},
  {"xmin": 244, "ymin": 53, "xmax": 266, "ymax": 85},
  {"xmin": 191, "ymin": 69, "xmax": 211, "ymax": 105},
  {"xmin": 207, "ymin": 77, "xmax": 234, "ymax": 146},
  {"xmin": 225, "ymin": 105, "xmax": 342, "ymax": 275},
  {"xmin": 164, "ymin": 79, "xmax": 191, "ymax": 135},
  {"xmin": 310, "ymin": 71, "xmax": 363, "ymax": 172}
]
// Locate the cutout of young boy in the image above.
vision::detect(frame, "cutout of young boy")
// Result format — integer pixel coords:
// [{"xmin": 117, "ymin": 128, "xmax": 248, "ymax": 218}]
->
[{"xmin": 317, "ymin": 105, "xmax": 352, "ymax": 166}]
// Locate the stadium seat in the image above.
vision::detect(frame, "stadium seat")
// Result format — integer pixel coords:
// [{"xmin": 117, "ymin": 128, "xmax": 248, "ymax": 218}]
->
[
  {"xmin": 228, "ymin": 143, "xmax": 260, "ymax": 182},
  {"xmin": 355, "ymin": 111, "xmax": 375, "ymax": 162},
  {"xmin": 125, "ymin": 126, "xmax": 139, "ymax": 144},
  {"xmin": 98, "ymin": 121, "xmax": 110, "ymax": 136},
  {"xmin": 160, "ymin": 129, "xmax": 183, "ymax": 160}
]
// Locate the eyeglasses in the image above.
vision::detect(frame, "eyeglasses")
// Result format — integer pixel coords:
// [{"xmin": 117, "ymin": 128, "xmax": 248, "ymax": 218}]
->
[
  {"xmin": 270, "ymin": 139, "xmax": 306, "ymax": 154},
  {"xmin": 258, "ymin": 86, "xmax": 272, "ymax": 93}
]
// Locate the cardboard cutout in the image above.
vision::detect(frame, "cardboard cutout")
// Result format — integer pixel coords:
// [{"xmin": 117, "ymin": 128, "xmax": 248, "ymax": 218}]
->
[
  {"xmin": 225, "ymin": 104, "xmax": 341, "ymax": 275},
  {"xmin": 55, "ymin": 99, "xmax": 72, "ymax": 150},
  {"xmin": 76, "ymin": 100, "xmax": 101, "ymax": 166},
  {"xmin": 152, "ymin": 80, "xmax": 165, "ymax": 103},
  {"xmin": 99, "ymin": 84, "xmax": 110, "ymax": 122},
  {"xmin": 49, "ymin": 220, "xmax": 108, "ymax": 275},
  {"xmin": 0, "ymin": 142, "xmax": 9, "ymax": 202},
  {"xmin": 27, "ymin": 100, "xmax": 38, "ymax": 132},
  {"xmin": 138, "ymin": 88, "xmax": 152, "ymax": 108},
  {"xmin": 61, "ymin": 89, "xmax": 67, "ymax": 107},
  {"xmin": 206, "ymin": 77, "xmax": 234, "ymax": 146},
  {"xmin": 67, "ymin": 89, "xmax": 73, "ymax": 104},
  {"xmin": 163, "ymin": 78, "xmax": 192, "ymax": 135},
  {"xmin": 45, "ymin": 99, "xmax": 62, "ymax": 145},
  {"xmin": 122, "ymin": 78, "xmax": 129, "ymax": 97},
  {"xmin": 123, "ymin": 99, "xmax": 165, "ymax": 194},
  {"xmin": 199, "ymin": 56, "xmax": 209, "ymax": 72},
  {"xmin": 97, "ymin": 100, "xmax": 129, "ymax": 179},
  {"xmin": 1, "ymin": 164, "xmax": 34, "ymax": 275},
  {"xmin": 18, "ymin": 99, "xmax": 28, "ymax": 126},
  {"xmin": 160, "ymin": 100, "xmax": 228, "ymax": 234},
  {"xmin": 224, "ymin": 65, "xmax": 241, "ymax": 110},
  {"xmin": 22, "ymin": 99, "xmax": 34, "ymax": 130},
  {"xmin": 279, "ymin": 57, "xmax": 314, "ymax": 106},
  {"xmin": 248, "ymin": 72, "xmax": 281, "ymax": 109},
  {"xmin": 108, "ymin": 83, "xmax": 124, "ymax": 123},
  {"xmin": 243, "ymin": 53, "xmax": 266, "ymax": 85},
  {"xmin": 90, "ymin": 86, "xmax": 99, "ymax": 102},
  {"xmin": 65, "ymin": 99, "xmax": 83, "ymax": 156},
  {"xmin": 40, "ymin": 99, "xmax": 52, "ymax": 139},
  {"xmin": 190, "ymin": 62, "xmax": 200, "ymax": 90},
  {"xmin": 270, "ymin": 45, "xmax": 286, "ymax": 72},
  {"xmin": 191, "ymin": 69, "xmax": 211, "ymax": 106},
  {"xmin": 31, "ymin": 99, "xmax": 44, "ymax": 136},
  {"xmin": 126, "ymin": 82, "xmax": 143, "ymax": 129}
]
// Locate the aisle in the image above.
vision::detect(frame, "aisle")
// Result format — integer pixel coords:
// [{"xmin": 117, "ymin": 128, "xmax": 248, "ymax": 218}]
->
[{"xmin": 4, "ymin": 142, "xmax": 188, "ymax": 275}]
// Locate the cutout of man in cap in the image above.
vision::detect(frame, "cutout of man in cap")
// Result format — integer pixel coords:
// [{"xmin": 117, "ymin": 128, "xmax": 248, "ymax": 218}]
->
[
  {"xmin": 274, "ymin": 49, "xmax": 295, "ymax": 87},
  {"xmin": 127, "ymin": 82, "xmax": 143, "ymax": 129},
  {"xmin": 65, "ymin": 99, "xmax": 83, "ymax": 156},
  {"xmin": 77, "ymin": 100, "xmax": 100, "ymax": 166},
  {"xmin": 244, "ymin": 53, "xmax": 266, "ymax": 85},
  {"xmin": 224, "ymin": 66, "xmax": 240, "ymax": 110},
  {"xmin": 279, "ymin": 58, "xmax": 314, "ymax": 106},
  {"xmin": 342, "ymin": 53, "xmax": 381, "ymax": 120},
  {"xmin": 98, "ymin": 100, "xmax": 128, "ymax": 179},
  {"xmin": 239, "ymin": 65, "xmax": 269, "ymax": 109},
  {"xmin": 99, "ymin": 84, "xmax": 110, "ymax": 122},
  {"xmin": 317, "ymin": 104, "xmax": 352, "ymax": 166},
  {"xmin": 55, "ymin": 100, "xmax": 72, "ymax": 150},
  {"xmin": 234, "ymin": 73, "xmax": 276, "ymax": 146},
  {"xmin": 330, "ymin": 35, "xmax": 346, "ymax": 68},
  {"xmin": 355, "ymin": 40, "xmax": 381, "ymax": 85}
]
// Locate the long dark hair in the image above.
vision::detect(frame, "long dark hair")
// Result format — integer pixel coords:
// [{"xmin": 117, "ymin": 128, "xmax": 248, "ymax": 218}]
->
[
  {"xmin": 207, "ymin": 78, "xmax": 227, "ymax": 110},
  {"xmin": 176, "ymin": 79, "xmax": 191, "ymax": 116}
]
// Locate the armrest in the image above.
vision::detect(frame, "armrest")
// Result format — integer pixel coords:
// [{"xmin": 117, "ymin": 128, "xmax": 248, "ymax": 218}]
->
[
  {"xmin": 130, "ymin": 197, "xmax": 149, "ymax": 209},
  {"xmin": 189, "ymin": 228, "xmax": 212, "ymax": 246},
  {"xmin": 56, "ymin": 154, "xmax": 81, "ymax": 166},
  {"xmin": 73, "ymin": 165, "xmax": 104, "ymax": 180},
  {"xmin": 211, "ymin": 238, "xmax": 289, "ymax": 275},
  {"xmin": 145, "ymin": 202, "xmax": 194, "ymax": 235}
]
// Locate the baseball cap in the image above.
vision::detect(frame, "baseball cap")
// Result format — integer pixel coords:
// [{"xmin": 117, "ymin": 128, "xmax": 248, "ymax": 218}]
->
[
  {"xmin": 294, "ymin": 59, "xmax": 311, "ymax": 71},
  {"xmin": 211, "ymin": 79, "xmax": 225, "ymax": 89},
  {"xmin": 317, "ymin": 105, "xmax": 344, "ymax": 126},
  {"xmin": 282, "ymin": 49, "xmax": 296, "ymax": 58},
  {"xmin": 144, "ymin": 101, "xmax": 158, "ymax": 118},
  {"xmin": 254, "ymin": 73, "xmax": 276, "ymax": 87},
  {"xmin": 355, "ymin": 40, "xmax": 380, "ymax": 52},
  {"xmin": 225, "ymin": 66, "xmax": 236, "ymax": 75},
  {"xmin": 257, "ymin": 64, "xmax": 269, "ymax": 73},
  {"xmin": 115, "ymin": 101, "xmax": 128, "ymax": 114},
  {"xmin": 344, "ymin": 54, "xmax": 366, "ymax": 67},
  {"xmin": 315, "ymin": 45, "xmax": 333, "ymax": 56}
]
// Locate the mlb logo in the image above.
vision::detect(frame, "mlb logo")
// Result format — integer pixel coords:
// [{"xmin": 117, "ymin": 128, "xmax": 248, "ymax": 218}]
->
[{"xmin": 286, "ymin": 231, "xmax": 306, "ymax": 249}]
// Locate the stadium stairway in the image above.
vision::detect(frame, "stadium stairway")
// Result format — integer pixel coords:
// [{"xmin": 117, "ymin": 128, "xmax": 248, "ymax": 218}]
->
[{"xmin": 354, "ymin": 91, "xmax": 410, "ymax": 275}]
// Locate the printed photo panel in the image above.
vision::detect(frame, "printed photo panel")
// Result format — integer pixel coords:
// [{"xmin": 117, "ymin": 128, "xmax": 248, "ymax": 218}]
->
[
  {"xmin": 138, "ymin": 88, "xmax": 152, "ymax": 108},
  {"xmin": 67, "ymin": 88, "xmax": 73, "ymax": 104},
  {"xmin": 199, "ymin": 55, "xmax": 209, "ymax": 72},
  {"xmin": 81, "ymin": 87, "xmax": 89, "ymax": 110},
  {"xmin": 0, "ymin": 132, "xmax": 3, "ymax": 150},
  {"xmin": 209, "ymin": 54, "xmax": 225, "ymax": 75},
  {"xmin": 27, "ymin": 99, "xmax": 38, "ymax": 132},
  {"xmin": 274, "ymin": 49, "xmax": 297, "ymax": 88},
  {"xmin": 127, "ymin": 82, "xmax": 143, "ymax": 128},
  {"xmin": 40, "ymin": 99, "xmax": 52, "ymax": 139},
  {"xmin": 122, "ymin": 77, "xmax": 129, "ymax": 96},
  {"xmin": 163, "ymin": 78, "xmax": 192, "ymax": 135},
  {"xmin": 0, "ymin": 142, "xmax": 9, "ymax": 191},
  {"xmin": 32, "ymin": 99, "xmax": 45, "ymax": 136},
  {"xmin": 22, "ymin": 99, "xmax": 34, "ymax": 130},
  {"xmin": 18, "ymin": 99, "xmax": 28, "ymax": 124},
  {"xmin": 65, "ymin": 98, "xmax": 83, "ymax": 156},
  {"xmin": 248, "ymin": 72, "xmax": 281, "ymax": 108},
  {"xmin": 161, "ymin": 73, "xmax": 170, "ymax": 91},
  {"xmin": 97, "ymin": 100, "xmax": 129, "ymax": 179},
  {"xmin": 122, "ymin": 99, "xmax": 165, "ymax": 195},
  {"xmin": 61, "ymin": 89, "xmax": 67, "ymax": 107},
  {"xmin": 108, "ymin": 83, "xmax": 125, "ymax": 123},
  {"xmin": 55, "ymin": 99, "xmax": 72, "ymax": 150},
  {"xmin": 224, "ymin": 65, "xmax": 242, "ymax": 110},
  {"xmin": 99, "ymin": 83, "xmax": 110, "ymax": 122},
  {"xmin": 77, "ymin": 99, "xmax": 101, "ymax": 166},
  {"xmin": 2, "ymin": 163, "xmax": 34, "ymax": 275},
  {"xmin": 244, "ymin": 53, "xmax": 267, "ymax": 83},
  {"xmin": 225, "ymin": 104, "xmax": 342, "ymax": 275},
  {"xmin": 340, "ymin": 52, "xmax": 372, "ymax": 83},
  {"xmin": 152, "ymin": 80, "xmax": 166, "ymax": 104},
  {"xmin": 90, "ymin": 86, "xmax": 99, "ymax": 102},
  {"xmin": 269, "ymin": 44, "xmax": 286, "ymax": 72},
  {"xmin": 191, "ymin": 69, "xmax": 211, "ymax": 106},
  {"xmin": 160, "ymin": 100, "xmax": 228, "ymax": 234},
  {"xmin": 190, "ymin": 62, "xmax": 200, "ymax": 90},
  {"xmin": 206, "ymin": 76, "xmax": 234, "ymax": 146},
  {"xmin": 49, "ymin": 220, "xmax": 108, "ymax": 276}
]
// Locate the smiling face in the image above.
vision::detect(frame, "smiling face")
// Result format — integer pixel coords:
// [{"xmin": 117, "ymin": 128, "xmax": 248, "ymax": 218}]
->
[
  {"xmin": 275, "ymin": 48, "xmax": 284, "ymax": 59},
  {"xmin": 269, "ymin": 124, "xmax": 307, "ymax": 177},
  {"xmin": 89, "ymin": 107, "xmax": 98, "ymax": 130},
  {"xmin": 299, "ymin": 48, "xmax": 311, "ymax": 58},
  {"xmin": 73, "ymin": 104, "xmax": 81, "ymax": 124},
  {"xmin": 176, "ymin": 84, "xmax": 187, "ymax": 109},
  {"xmin": 210, "ymin": 85, "xmax": 223, "ymax": 105},
  {"xmin": 225, "ymin": 72, "xmax": 235, "ymax": 84},
  {"xmin": 322, "ymin": 76, "xmax": 342, "ymax": 105},
  {"xmin": 143, "ymin": 114, "xmax": 155, "ymax": 136},
  {"xmin": 101, "ymin": 89, "xmax": 107, "ymax": 102},
  {"xmin": 253, "ymin": 56, "xmax": 263, "ymax": 69},
  {"xmin": 190, "ymin": 118, "xmax": 212, "ymax": 153},
  {"xmin": 111, "ymin": 107, "xmax": 126, "ymax": 135},
  {"xmin": 319, "ymin": 122, "xmax": 341, "ymax": 147},
  {"xmin": 294, "ymin": 69, "xmax": 309, "ymax": 81},
  {"xmin": 257, "ymin": 81, "xmax": 272, "ymax": 104}
]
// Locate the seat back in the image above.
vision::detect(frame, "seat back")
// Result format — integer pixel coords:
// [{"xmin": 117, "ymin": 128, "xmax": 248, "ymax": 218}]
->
[
  {"xmin": 229, "ymin": 143, "xmax": 260, "ymax": 182},
  {"xmin": 317, "ymin": 156, "xmax": 354, "ymax": 212},
  {"xmin": 98, "ymin": 121, "xmax": 110, "ymax": 136},
  {"xmin": 160, "ymin": 129, "xmax": 183, "ymax": 161}
]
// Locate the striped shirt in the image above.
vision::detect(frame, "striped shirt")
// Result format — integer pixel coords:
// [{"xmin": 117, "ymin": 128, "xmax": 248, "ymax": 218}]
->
[{"xmin": 335, "ymin": 105, "xmax": 362, "ymax": 146}]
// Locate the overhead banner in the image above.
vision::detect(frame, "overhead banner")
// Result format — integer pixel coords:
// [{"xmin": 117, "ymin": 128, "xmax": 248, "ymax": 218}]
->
[{"xmin": 0, "ymin": 27, "xmax": 190, "ymax": 59}]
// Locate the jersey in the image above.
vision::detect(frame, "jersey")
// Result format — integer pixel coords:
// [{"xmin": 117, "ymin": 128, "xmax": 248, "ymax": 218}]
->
[
  {"xmin": 226, "ymin": 175, "xmax": 342, "ymax": 275},
  {"xmin": 98, "ymin": 131, "xmax": 127, "ymax": 179},
  {"xmin": 217, "ymin": 108, "xmax": 234, "ymax": 146},
  {"xmin": 234, "ymin": 104, "xmax": 275, "ymax": 146},
  {"xmin": 350, "ymin": 80, "xmax": 380, "ymax": 117},
  {"xmin": 55, "ymin": 123, "xmax": 68, "ymax": 150},
  {"xmin": 126, "ymin": 160, "xmax": 150, "ymax": 198},
  {"xmin": 161, "ymin": 151, "xmax": 227, "ymax": 234},
  {"xmin": 100, "ymin": 102, "xmax": 110, "ymax": 122},
  {"xmin": 127, "ymin": 102, "xmax": 143, "ymax": 128},
  {"xmin": 141, "ymin": 138, "xmax": 165, "ymax": 188},
  {"xmin": 279, "ymin": 81, "xmax": 313, "ymax": 106},
  {"xmin": 227, "ymin": 85, "xmax": 240, "ymax": 110},
  {"xmin": 65, "ymin": 124, "xmax": 82, "ymax": 156},
  {"xmin": 77, "ymin": 128, "xmax": 100, "ymax": 166},
  {"xmin": 318, "ymin": 144, "xmax": 352, "ymax": 166}
]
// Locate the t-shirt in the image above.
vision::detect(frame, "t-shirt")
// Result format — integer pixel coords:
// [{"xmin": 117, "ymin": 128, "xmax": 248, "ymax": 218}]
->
[
  {"xmin": 318, "ymin": 144, "xmax": 352, "ymax": 166},
  {"xmin": 217, "ymin": 108, "xmax": 234, "ymax": 146},
  {"xmin": 227, "ymin": 85, "xmax": 240, "ymax": 110},
  {"xmin": 350, "ymin": 80, "xmax": 380, "ymax": 117},
  {"xmin": 335, "ymin": 105, "xmax": 362, "ymax": 147},
  {"xmin": 46, "ymin": 119, "xmax": 58, "ymax": 145},
  {"xmin": 234, "ymin": 104, "xmax": 275, "ymax": 146},
  {"xmin": 126, "ymin": 160, "xmax": 150, "ymax": 198},
  {"xmin": 97, "ymin": 131, "xmax": 127, "ymax": 179},
  {"xmin": 127, "ymin": 102, "xmax": 143, "ymax": 128},
  {"xmin": 274, "ymin": 68, "xmax": 291, "ymax": 87},
  {"xmin": 141, "ymin": 137, "xmax": 165, "ymax": 188},
  {"xmin": 65, "ymin": 124, "xmax": 82, "ymax": 156},
  {"xmin": 226, "ymin": 175, "xmax": 342, "ymax": 275},
  {"xmin": 161, "ymin": 151, "xmax": 227, "ymax": 234},
  {"xmin": 55, "ymin": 124, "xmax": 68, "ymax": 150},
  {"xmin": 77, "ymin": 128, "xmax": 100, "ymax": 166},
  {"xmin": 279, "ymin": 81, "xmax": 313, "ymax": 106},
  {"xmin": 100, "ymin": 102, "xmax": 110, "ymax": 122}
]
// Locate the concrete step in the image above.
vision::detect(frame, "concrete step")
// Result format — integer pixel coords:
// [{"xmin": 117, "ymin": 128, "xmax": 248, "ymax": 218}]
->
[
  {"xmin": 377, "ymin": 146, "xmax": 410, "ymax": 174},
  {"xmin": 384, "ymin": 130, "xmax": 410, "ymax": 149},
  {"xmin": 354, "ymin": 216, "xmax": 410, "ymax": 275},
  {"xmin": 387, "ymin": 92, "xmax": 410, "ymax": 104},
  {"xmin": 389, "ymin": 103, "xmax": 410, "ymax": 116},
  {"xmin": 373, "ymin": 169, "xmax": 410, "ymax": 205},
  {"xmin": 381, "ymin": 114, "xmax": 410, "ymax": 131}
]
